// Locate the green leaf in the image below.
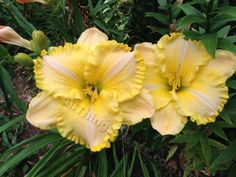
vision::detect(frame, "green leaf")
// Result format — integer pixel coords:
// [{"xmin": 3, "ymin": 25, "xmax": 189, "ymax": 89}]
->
[
  {"xmin": 228, "ymin": 163, "xmax": 236, "ymax": 177},
  {"xmin": 0, "ymin": 45, "xmax": 12, "ymax": 64},
  {"xmin": 217, "ymin": 6, "xmax": 236, "ymax": 18},
  {"xmin": 147, "ymin": 26, "xmax": 169, "ymax": 35},
  {"xmin": 150, "ymin": 162, "xmax": 161, "ymax": 177},
  {"xmin": 110, "ymin": 153, "xmax": 128, "ymax": 177},
  {"xmin": 183, "ymin": 31, "xmax": 201, "ymax": 40},
  {"xmin": 0, "ymin": 114, "xmax": 25, "ymax": 133},
  {"xmin": 145, "ymin": 12, "xmax": 169, "ymax": 25},
  {"xmin": 36, "ymin": 147, "xmax": 85, "ymax": 177},
  {"xmin": 217, "ymin": 25, "xmax": 231, "ymax": 38},
  {"xmin": 71, "ymin": 0, "xmax": 85, "ymax": 35},
  {"xmin": 25, "ymin": 141, "xmax": 70, "ymax": 177},
  {"xmin": 201, "ymin": 32, "xmax": 217, "ymax": 58},
  {"xmin": 157, "ymin": 0, "xmax": 167, "ymax": 6},
  {"xmin": 138, "ymin": 149, "xmax": 150, "ymax": 177},
  {"xmin": 208, "ymin": 139, "xmax": 227, "ymax": 150},
  {"xmin": 177, "ymin": 4, "xmax": 201, "ymax": 15},
  {"xmin": 0, "ymin": 133, "xmax": 49, "ymax": 161},
  {"xmin": 226, "ymin": 79, "xmax": 236, "ymax": 90},
  {"xmin": 185, "ymin": 131, "xmax": 203, "ymax": 150},
  {"xmin": 209, "ymin": 123, "xmax": 228, "ymax": 141},
  {"xmin": 0, "ymin": 133, "xmax": 62, "ymax": 176},
  {"xmin": 177, "ymin": 15, "xmax": 205, "ymax": 29},
  {"xmin": 210, "ymin": 141, "xmax": 236, "ymax": 170},
  {"xmin": 112, "ymin": 144, "xmax": 119, "ymax": 167},
  {"xmin": 76, "ymin": 166, "xmax": 87, "ymax": 177},
  {"xmin": 166, "ymin": 145, "xmax": 178, "ymax": 161},
  {"xmin": 220, "ymin": 112, "xmax": 233, "ymax": 125},
  {"xmin": 0, "ymin": 65, "xmax": 27, "ymax": 112},
  {"xmin": 2, "ymin": 0, "xmax": 36, "ymax": 36},
  {"xmin": 127, "ymin": 146, "xmax": 137, "ymax": 177},
  {"xmin": 218, "ymin": 38, "xmax": 236, "ymax": 55},
  {"xmin": 170, "ymin": 134, "xmax": 190, "ymax": 143},
  {"xmin": 200, "ymin": 135, "xmax": 211, "ymax": 165},
  {"xmin": 97, "ymin": 150, "xmax": 108, "ymax": 177},
  {"xmin": 226, "ymin": 35, "xmax": 236, "ymax": 43}
]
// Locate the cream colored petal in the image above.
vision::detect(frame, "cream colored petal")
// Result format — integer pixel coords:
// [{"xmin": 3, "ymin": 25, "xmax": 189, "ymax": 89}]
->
[
  {"xmin": 34, "ymin": 43, "xmax": 89, "ymax": 99},
  {"xmin": 135, "ymin": 42, "xmax": 158, "ymax": 65},
  {"xmin": 204, "ymin": 50, "xmax": 236, "ymax": 81},
  {"xmin": 77, "ymin": 27, "xmax": 108, "ymax": 48},
  {"xmin": 176, "ymin": 65, "xmax": 229, "ymax": 125},
  {"xmin": 135, "ymin": 42, "xmax": 172, "ymax": 109},
  {"xmin": 56, "ymin": 91, "xmax": 122, "ymax": 152},
  {"xmin": 26, "ymin": 92, "xmax": 58, "ymax": 130},
  {"xmin": 0, "ymin": 26, "xmax": 31, "ymax": 49},
  {"xmin": 151, "ymin": 102, "xmax": 187, "ymax": 135},
  {"xmin": 144, "ymin": 63, "xmax": 172, "ymax": 109},
  {"xmin": 119, "ymin": 89, "xmax": 155, "ymax": 125},
  {"xmin": 157, "ymin": 33, "xmax": 211, "ymax": 87},
  {"xmin": 85, "ymin": 41, "xmax": 145, "ymax": 102}
]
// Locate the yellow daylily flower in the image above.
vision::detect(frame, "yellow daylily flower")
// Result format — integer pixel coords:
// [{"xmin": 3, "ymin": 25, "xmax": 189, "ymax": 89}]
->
[
  {"xmin": 0, "ymin": 26, "xmax": 31, "ymax": 49},
  {"xmin": 26, "ymin": 27, "xmax": 154, "ymax": 152},
  {"xmin": 136, "ymin": 33, "xmax": 236, "ymax": 135}
]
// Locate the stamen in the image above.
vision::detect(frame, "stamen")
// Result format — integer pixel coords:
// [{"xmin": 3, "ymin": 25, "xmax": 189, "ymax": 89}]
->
[
  {"xmin": 168, "ymin": 73, "xmax": 181, "ymax": 91},
  {"xmin": 83, "ymin": 83, "xmax": 99, "ymax": 102}
]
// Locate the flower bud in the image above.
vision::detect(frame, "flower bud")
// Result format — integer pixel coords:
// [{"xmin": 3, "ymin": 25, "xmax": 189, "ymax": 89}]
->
[
  {"xmin": 30, "ymin": 30, "xmax": 50, "ymax": 55},
  {"xmin": 14, "ymin": 53, "xmax": 34, "ymax": 67},
  {"xmin": 0, "ymin": 26, "xmax": 31, "ymax": 49},
  {"xmin": 16, "ymin": 0, "xmax": 48, "ymax": 4}
]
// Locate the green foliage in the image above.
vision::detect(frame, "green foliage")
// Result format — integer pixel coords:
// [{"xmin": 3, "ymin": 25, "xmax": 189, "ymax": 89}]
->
[{"xmin": 0, "ymin": 0, "xmax": 236, "ymax": 177}]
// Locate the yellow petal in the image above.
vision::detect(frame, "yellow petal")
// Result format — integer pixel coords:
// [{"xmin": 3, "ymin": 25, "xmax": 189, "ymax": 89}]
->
[
  {"xmin": 135, "ymin": 42, "xmax": 158, "ymax": 65},
  {"xmin": 56, "ymin": 91, "xmax": 122, "ymax": 152},
  {"xmin": 119, "ymin": 89, "xmax": 155, "ymax": 125},
  {"xmin": 0, "ymin": 26, "xmax": 31, "ymax": 49},
  {"xmin": 157, "ymin": 33, "xmax": 211, "ymax": 87},
  {"xmin": 34, "ymin": 43, "xmax": 89, "ymax": 99},
  {"xmin": 204, "ymin": 50, "xmax": 236, "ymax": 81},
  {"xmin": 77, "ymin": 27, "xmax": 108, "ymax": 48},
  {"xmin": 176, "ymin": 65, "xmax": 229, "ymax": 125},
  {"xmin": 26, "ymin": 92, "xmax": 58, "ymax": 130},
  {"xmin": 151, "ymin": 102, "xmax": 187, "ymax": 135},
  {"xmin": 85, "ymin": 41, "xmax": 145, "ymax": 102},
  {"xmin": 135, "ymin": 43, "xmax": 172, "ymax": 109}
]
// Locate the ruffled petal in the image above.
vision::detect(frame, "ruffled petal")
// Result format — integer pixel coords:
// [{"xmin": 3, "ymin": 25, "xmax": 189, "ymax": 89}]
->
[
  {"xmin": 34, "ymin": 43, "xmax": 89, "ymax": 99},
  {"xmin": 56, "ymin": 91, "xmax": 122, "ymax": 152},
  {"xmin": 77, "ymin": 27, "xmax": 108, "ymax": 48},
  {"xmin": 26, "ymin": 92, "xmax": 58, "ymax": 130},
  {"xmin": 85, "ymin": 41, "xmax": 145, "ymax": 102},
  {"xmin": 176, "ymin": 65, "xmax": 229, "ymax": 125},
  {"xmin": 135, "ymin": 43, "xmax": 172, "ymax": 109},
  {"xmin": 119, "ymin": 89, "xmax": 155, "ymax": 125},
  {"xmin": 204, "ymin": 50, "xmax": 236, "ymax": 81},
  {"xmin": 0, "ymin": 26, "xmax": 31, "ymax": 49},
  {"xmin": 151, "ymin": 102, "xmax": 187, "ymax": 135},
  {"xmin": 135, "ymin": 42, "xmax": 158, "ymax": 65},
  {"xmin": 157, "ymin": 33, "xmax": 211, "ymax": 87}
]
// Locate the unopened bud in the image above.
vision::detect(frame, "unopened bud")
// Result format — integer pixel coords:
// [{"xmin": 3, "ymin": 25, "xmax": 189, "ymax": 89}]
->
[
  {"xmin": 30, "ymin": 30, "xmax": 50, "ymax": 55},
  {"xmin": 14, "ymin": 53, "xmax": 34, "ymax": 67},
  {"xmin": 0, "ymin": 26, "xmax": 31, "ymax": 49},
  {"xmin": 16, "ymin": 0, "xmax": 48, "ymax": 4}
]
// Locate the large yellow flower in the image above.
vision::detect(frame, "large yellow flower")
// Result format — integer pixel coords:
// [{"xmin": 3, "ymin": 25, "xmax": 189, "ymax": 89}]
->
[
  {"xmin": 26, "ymin": 27, "xmax": 154, "ymax": 151},
  {"xmin": 136, "ymin": 33, "xmax": 236, "ymax": 135}
]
